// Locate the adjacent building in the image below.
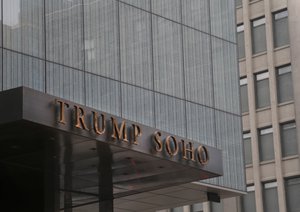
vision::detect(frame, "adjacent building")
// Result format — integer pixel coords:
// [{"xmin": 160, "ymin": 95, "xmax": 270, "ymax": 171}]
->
[
  {"xmin": 235, "ymin": 0, "xmax": 300, "ymax": 212},
  {"xmin": 0, "ymin": 0, "xmax": 244, "ymax": 211}
]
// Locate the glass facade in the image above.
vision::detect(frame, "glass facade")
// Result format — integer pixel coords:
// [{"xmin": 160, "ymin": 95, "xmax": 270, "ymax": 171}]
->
[{"xmin": 0, "ymin": 0, "xmax": 244, "ymax": 210}]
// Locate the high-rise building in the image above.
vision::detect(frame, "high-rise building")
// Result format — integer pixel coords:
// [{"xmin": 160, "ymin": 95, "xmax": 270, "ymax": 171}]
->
[
  {"xmin": 0, "ymin": 0, "xmax": 244, "ymax": 211},
  {"xmin": 234, "ymin": 0, "xmax": 300, "ymax": 212}
]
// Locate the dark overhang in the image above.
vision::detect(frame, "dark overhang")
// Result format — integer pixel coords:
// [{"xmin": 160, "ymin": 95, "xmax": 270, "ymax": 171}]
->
[{"xmin": 0, "ymin": 87, "xmax": 222, "ymax": 203}]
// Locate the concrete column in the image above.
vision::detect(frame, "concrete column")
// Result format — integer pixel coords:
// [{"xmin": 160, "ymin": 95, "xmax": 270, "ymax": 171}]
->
[
  {"xmin": 97, "ymin": 144, "xmax": 113, "ymax": 212},
  {"xmin": 263, "ymin": 0, "xmax": 287, "ymax": 212},
  {"xmin": 203, "ymin": 202, "xmax": 210, "ymax": 212},
  {"xmin": 223, "ymin": 197, "xmax": 240, "ymax": 212},
  {"xmin": 288, "ymin": 0, "xmax": 300, "ymax": 173},
  {"xmin": 183, "ymin": 205, "xmax": 190, "ymax": 212},
  {"xmin": 242, "ymin": 0, "xmax": 263, "ymax": 211}
]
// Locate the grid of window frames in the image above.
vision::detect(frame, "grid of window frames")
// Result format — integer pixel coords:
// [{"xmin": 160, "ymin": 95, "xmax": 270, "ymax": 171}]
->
[
  {"xmin": 258, "ymin": 127, "xmax": 274, "ymax": 162},
  {"xmin": 235, "ymin": 3, "xmax": 297, "ymax": 212},
  {"xmin": 280, "ymin": 121, "xmax": 298, "ymax": 157},
  {"xmin": 255, "ymin": 72, "xmax": 270, "ymax": 109},
  {"xmin": 277, "ymin": 64, "xmax": 294, "ymax": 104},
  {"xmin": 237, "ymin": 8, "xmax": 289, "ymax": 52}
]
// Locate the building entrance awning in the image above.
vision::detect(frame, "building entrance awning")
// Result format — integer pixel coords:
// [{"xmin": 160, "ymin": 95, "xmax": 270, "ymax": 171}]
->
[{"xmin": 0, "ymin": 87, "xmax": 223, "ymax": 211}]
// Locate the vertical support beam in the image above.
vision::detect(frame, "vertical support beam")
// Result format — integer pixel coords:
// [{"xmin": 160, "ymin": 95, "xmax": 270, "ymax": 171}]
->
[
  {"xmin": 97, "ymin": 143, "xmax": 113, "ymax": 212},
  {"xmin": 64, "ymin": 139, "xmax": 73, "ymax": 212},
  {"xmin": 263, "ymin": 1, "xmax": 287, "ymax": 212},
  {"xmin": 44, "ymin": 138, "xmax": 60, "ymax": 212},
  {"xmin": 241, "ymin": 0, "xmax": 263, "ymax": 211},
  {"xmin": 203, "ymin": 202, "xmax": 210, "ymax": 212},
  {"xmin": 288, "ymin": 0, "xmax": 300, "ymax": 173}
]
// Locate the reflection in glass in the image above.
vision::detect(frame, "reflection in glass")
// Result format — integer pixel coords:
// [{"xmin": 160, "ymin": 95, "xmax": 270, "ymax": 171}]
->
[
  {"xmin": 3, "ymin": 0, "xmax": 44, "ymax": 57},
  {"xmin": 84, "ymin": 0, "xmax": 119, "ymax": 79},
  {"xmin": 46, "ymin": 0, "xmax": 84, "ymax": 69}
]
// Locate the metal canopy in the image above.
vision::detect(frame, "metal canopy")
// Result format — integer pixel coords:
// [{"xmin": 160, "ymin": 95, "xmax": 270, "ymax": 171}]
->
[{"xmin": 0, "ymin": 87, "xmax": 223, "ymax": 211}]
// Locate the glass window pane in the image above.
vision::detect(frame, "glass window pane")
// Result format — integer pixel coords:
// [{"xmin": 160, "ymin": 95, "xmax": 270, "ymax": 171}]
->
[
  {"xmin": 285, "ymin": 177, "xmax": 300, "ymax": 212},
  {"xmin": 121, "ymin": 84, "xmax": 154, "ymax": 127},
  {"xmin": 280, "ymin": 122, "xmax": 298, "ymax": 157},
  {"xmin": 184, "ymin": 27, "xmax": 213, "ymax": 106},
  {"xmin": 171, "ymin": 206, "xmax": 184, "ymax": 212},
  {"xmin": 237, "ymin": 24, "xmax": 245, "ymax": 59},
  {"xmin": 84, "ymin": 0, "xmax": 119, "ymax": 79},
  {"xmin": 152, "ymin": 0, "xmax": 181, "ymax": 22},
  {"xmin": 182, "ymin": 0, "xmax": 210, "ymax": 33},
  {"xmin": 46, "ymin": 0, "xmax": 84, "ymax": 69},
  {"xmin": 243, "ymin": 132, "xmax": 252, "ymax": 165},
  {"xmin": 277, "ymin": 65, "xmax": 293, "ymax": 103},
  {"xmin": 236, "ymin": 0, "xmax": 242, "ymax": 7},
  {"xmin": 152, "ymin": 16, "xmax": 184, "ymax": 98},
  {"xmin": 3, "ymin": 49, "xmax": 45, "ymax": 91},
  {"xmin": 155, "ymin": 93, "xmax": 186, "ymax": 137},
  {"xmin": 85, "ymin": 73, "xmax": 121, "ymax": 116},
  {"xmin": 242, "ymin": 186, "xmax": 256, "ymax": 212},
  {"xmin": 259, "ymin": 127, "xmax": 274, "ymax": 162},
  {"xmin": 273, "ymin": 10, "xmax": 289, "ymax": 48},
  {"xmin": 211, "ymin": 201, "xmax": 223, "ymax": 212},
  {"xmin": 240, "ymin": 77, "xmax": 249, "ymax": 113},
  {"xmin": 3, "ymin": 0, "xmax": 45, "ymax": 58},
  {"xmin": 263, "ymin": 182, "xmax": 279, "ymax": 212},
  {"xmin": 251, "ymin": 17, "xmax": 266, "ymax": 54},
  {"xmin": 120, "ymin": 3, "xmax": 153, "ymax": 89},
  {"xmin": 192, "ymin": 203, "xmax": 203, "ymax": 212},
  {"xmin": 121, "ymin": 0, "xmax": 150, "ymax": 11},
  {"xmin": 46, "ymin": 62, "xmax": 85, "ymax": 104},
  {"xmin": 210, "ymin": 0, "xmax": 236, "ymax": 43},
  {"xmin": 255, "ymin": 72, "xmax": 270, "ymax": 109}
]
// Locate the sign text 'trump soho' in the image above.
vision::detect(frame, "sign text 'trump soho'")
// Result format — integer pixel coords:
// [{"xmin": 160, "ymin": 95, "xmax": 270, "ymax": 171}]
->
[{"xmin": 56, "ymin": 99, "xmax": 209, "ymax": 166}]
